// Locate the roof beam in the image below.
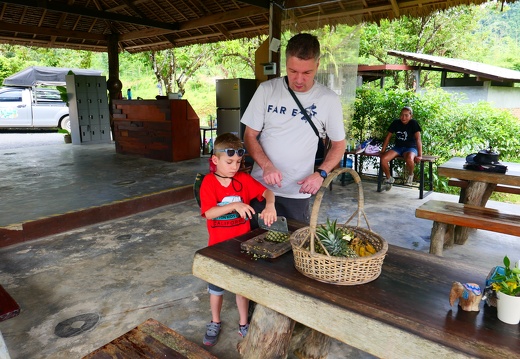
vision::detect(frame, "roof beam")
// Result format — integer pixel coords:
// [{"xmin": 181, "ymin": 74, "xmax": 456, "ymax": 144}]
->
[
  {"xmin": 237, "ymin": 0, "xmax": 271, "ymax": 8},
  {"xmin": 0, "ymin": 35, "xmax": 106, "ymax": 52},
  {"xmin": 123, "ymin": 24, "xmax": 267, "ymax": 51},
  {"xmin": 0, "ymin": 20, "xmax": 105, "ymax": 41},
  {"xmin": 284, "ymin": 0, "xmax": 338, "ymax": 9},
  {"xmin": 7, "ymin": 0, "xmax": 180, "ymax": 31},
  {"xmin": 178, "ymin": 6, "xmax": 267, "ymax": 31},
  {"xmin": 119, "ymin": 6, "xmax": 268, "ymax": 41},
  {"xmin": 389, "ymin": 0, "xmax": 400, "ymax": 17}
]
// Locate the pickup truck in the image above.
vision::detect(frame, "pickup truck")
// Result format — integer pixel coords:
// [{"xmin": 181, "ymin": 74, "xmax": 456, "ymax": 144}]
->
[{"xmin": 0, "ymin": 86, "xmax": 70, "ymax": 131}]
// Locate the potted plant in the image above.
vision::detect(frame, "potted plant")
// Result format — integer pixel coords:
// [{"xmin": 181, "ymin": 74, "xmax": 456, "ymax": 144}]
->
[
  {"xmin": 58, "ymin": 128, "xmax": 72, "ymax": 143},
  {"xmin": 491, "ymin": 256, "xmax": 520, "ymax": 324}
]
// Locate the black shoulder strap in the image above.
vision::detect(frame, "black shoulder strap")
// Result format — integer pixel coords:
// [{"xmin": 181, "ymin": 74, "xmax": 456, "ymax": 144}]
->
[{"xmin": 285, "ymin": 76, "xmax": 320, "ymax": 138}]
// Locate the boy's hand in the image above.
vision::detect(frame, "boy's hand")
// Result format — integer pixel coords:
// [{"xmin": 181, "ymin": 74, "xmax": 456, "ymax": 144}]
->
[
  {"xmin": 232, "ymin": 202, "xmax": 256, "ymax": 220},
  {"xmin": 259, "ymin": 205, "xmax": 277, "ymax": 226}
]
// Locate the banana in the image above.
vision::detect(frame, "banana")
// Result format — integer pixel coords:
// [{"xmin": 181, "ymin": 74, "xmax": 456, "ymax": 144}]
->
[
  {"xmin": 358, "ymin": 246, "xmax": 366, "ymax": 257},
  {"xmin": 365, "ymin": 243, "xmax": 377, "ymax": 254}
]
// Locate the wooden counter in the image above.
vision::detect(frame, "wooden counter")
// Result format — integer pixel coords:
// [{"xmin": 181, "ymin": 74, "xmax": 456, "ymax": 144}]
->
[{"xmin": 112, "ymin": 99, "xmax": 200, "ymax": 162}]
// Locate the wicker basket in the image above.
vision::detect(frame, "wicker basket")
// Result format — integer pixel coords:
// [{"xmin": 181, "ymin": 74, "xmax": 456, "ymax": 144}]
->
[{"xmin": 290, "ymin": 167, "xmax": 388, "ymax": 285}]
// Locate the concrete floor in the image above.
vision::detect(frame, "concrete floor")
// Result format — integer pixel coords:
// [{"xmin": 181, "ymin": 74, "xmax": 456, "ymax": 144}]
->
[{"xmin": 1, "ymin": 142, "xmax": 519, "ymax": 358}]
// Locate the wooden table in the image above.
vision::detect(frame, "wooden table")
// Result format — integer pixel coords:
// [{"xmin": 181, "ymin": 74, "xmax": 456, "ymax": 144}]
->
[
  {"xmin": 437, "ymin": 157, "xmax": 520, "ymax": 243},
  {"xmin": 192, "ymin": 227, "xmax": 520, "ymax": 359},
  {"xmin": 438, "ymin": 157, "xmax": 520, "ymax": 200},
  {"xmin": 82, "ymin": 318, "xmax": 217, "ymax": 359}
]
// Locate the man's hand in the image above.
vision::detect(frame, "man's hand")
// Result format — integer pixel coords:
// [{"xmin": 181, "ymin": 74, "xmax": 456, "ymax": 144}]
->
[
  {"xmin": 414, "ymin": 156, "xmax": 422, "ymax": 164},
  {"xmin": 262, "ymin": 163, "xmax": 283, "ymax": 188},
  {"xmin": 297, "ymin": 172, "xmax": 324, "ymax": 195}
]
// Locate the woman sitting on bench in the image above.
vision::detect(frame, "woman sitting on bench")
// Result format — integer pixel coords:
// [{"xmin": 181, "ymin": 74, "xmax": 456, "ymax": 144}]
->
[{"xmin": 379, "ymin": 106, "xmax": 423, "ymax": 190}]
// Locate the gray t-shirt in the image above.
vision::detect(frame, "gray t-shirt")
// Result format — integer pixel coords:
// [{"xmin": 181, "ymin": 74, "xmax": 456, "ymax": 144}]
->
[{"xmin": 241, "ymin": 77, "xmax": 345, "ymax": 198}]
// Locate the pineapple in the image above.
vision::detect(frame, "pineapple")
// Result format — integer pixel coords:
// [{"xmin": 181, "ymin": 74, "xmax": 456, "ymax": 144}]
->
[
  {"xmin": 315, "ymin": 219, "xmax": 358, "ymax": 258},
  {"xmin": 265, "ymin": 230, "xmax": 289, "ymax": 243}
]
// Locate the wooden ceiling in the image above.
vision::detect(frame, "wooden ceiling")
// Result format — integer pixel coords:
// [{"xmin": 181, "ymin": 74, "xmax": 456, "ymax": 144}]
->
[{"xmin": 0, "ymin": 0, "xmax": 490, "ymax": 54}]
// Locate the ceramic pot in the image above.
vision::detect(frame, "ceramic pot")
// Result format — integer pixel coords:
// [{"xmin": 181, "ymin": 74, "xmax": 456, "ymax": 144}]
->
[{"xmin": 496, "ymin": 291, "xmax": 520, "ymax": 325}]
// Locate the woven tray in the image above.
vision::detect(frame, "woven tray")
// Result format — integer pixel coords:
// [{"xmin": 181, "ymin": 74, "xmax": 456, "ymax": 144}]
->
[{"xmin": 290, "ymin": 167, "xmax": 388, "ymax": 285}]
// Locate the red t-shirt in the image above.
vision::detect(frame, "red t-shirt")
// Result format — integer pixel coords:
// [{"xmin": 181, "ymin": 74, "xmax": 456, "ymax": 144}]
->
[{"xmin": 200, "ymin": 171, "xmax": 267, "ymax": 246}]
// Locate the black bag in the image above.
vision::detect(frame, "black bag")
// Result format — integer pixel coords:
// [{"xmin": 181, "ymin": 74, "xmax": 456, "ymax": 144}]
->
[
  {"xmin": 315, "ymin": 137, "xmax": 325, "ymax": 164},
  {"xmin": 285, "ymin": 76, "xmax": 330, "ymax": 166},
  {"xmin": 465, "ymin": 148, "xmax": 508, "ymax": 173}
]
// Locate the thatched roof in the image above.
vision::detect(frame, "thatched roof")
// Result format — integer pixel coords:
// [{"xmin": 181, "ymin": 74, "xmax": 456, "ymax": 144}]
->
[{"xmin": 0, "ymin": 1, "xmax": 493, "ymax": 54}]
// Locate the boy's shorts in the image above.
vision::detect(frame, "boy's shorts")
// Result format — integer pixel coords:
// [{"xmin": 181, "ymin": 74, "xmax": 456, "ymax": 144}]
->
[{"xmin": 208, "ymin": 283, "xmax": 224, "ymax": 296}]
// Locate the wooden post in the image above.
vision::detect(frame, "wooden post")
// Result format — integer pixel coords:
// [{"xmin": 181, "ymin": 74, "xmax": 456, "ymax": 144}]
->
[
  {"xmin": 269, "ymin": 2, "xmax": 282, "ymax": 79},
  {"xmin": 291, "ymin": 324, "xmax": 331, "ymax": 359},
  {"xmin": 106, "ymin": 33, "xmax": 121, "ymax": 135}
]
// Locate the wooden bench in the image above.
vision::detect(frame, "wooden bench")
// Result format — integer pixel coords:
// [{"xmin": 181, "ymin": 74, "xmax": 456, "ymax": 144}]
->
[
  {"xmin": 342, "ymin": 151, "xmax": 437, "ymax": 199},
  {"xmin": 448, "ymin": 178, "xmax": 520, "ymax": 202},
  {"xmin": 83, "ymin": 318, "xmax": 217, "ymax": 359},
  {"xmin": 415, "ymin": 200, "xmax": 520, "ymax": 256}
]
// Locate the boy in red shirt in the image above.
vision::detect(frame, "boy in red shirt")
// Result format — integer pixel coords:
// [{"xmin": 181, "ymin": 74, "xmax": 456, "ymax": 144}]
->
[{"xmin": 199, "ymin": 132, "xmax": 276, "ymax": 346}]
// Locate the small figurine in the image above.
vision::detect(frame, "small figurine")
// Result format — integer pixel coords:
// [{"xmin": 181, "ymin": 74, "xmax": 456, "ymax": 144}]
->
[{"xmin": 449, "ymin": 282, "xmax": 483, "ymax": 312}]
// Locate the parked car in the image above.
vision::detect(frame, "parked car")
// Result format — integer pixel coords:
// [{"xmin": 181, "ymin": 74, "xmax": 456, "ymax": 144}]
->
[
  {"xmin": 0, "ymin": 86, "xmax": 70, "ymax": 131},
  {"xmin": 0, "ymin": 66, "xmax": 103, "ymax": 132}
]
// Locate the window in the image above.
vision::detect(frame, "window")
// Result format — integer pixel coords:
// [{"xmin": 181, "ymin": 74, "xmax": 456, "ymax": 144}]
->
[
  {"xmin": 35, "ymin": 89, "xmax": 61, "ymax": 102},
  {"xmin": 0, "ymin": 89, "xmax": 22, "ymax": 102}
]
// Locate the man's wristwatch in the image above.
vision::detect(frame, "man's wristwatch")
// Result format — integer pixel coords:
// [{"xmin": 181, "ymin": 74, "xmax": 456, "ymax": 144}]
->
[{"xmin": 315, "ymin": 169, "xmax": 327, "ymax": 180}]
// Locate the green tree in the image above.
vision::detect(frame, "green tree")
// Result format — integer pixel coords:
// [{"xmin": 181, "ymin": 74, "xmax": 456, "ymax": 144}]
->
[
  {"xmin": 477, "ymin": 2, "xmax": 520, "ymax": 70},
  {"xmin": 359, "ymin": 5, "xmax": 487, "ymax": 89}
]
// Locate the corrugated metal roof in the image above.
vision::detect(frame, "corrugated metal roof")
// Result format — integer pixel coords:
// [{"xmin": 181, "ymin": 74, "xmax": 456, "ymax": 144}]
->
[{"xmin": 388, "ymin": 50, "xmax": 520, "ymax": 83}]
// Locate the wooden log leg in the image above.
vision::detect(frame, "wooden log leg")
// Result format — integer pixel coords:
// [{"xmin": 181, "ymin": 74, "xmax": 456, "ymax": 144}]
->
[
  {"xmin": 454, "ymin": 226, "xmax": 475, "ymax": 245},
  {"xmin": 458, "ymin": 187, "xmax": 465, "ymax": 204},
  {"xmin": 444, "ymin": 224, "xmax": 455, "ymax": 248},
  {"xmin": 481, "ymin": 183, "xmax": 497, "ymax": 206},
  {"xmin": 464, "ymin": 181, "xmax": 488, "ymax": 206},
  {"xmin": 455, "ymin": 181, "xmax": 489, "ymax": 244},
  {"xmin": 291, "ymin": 323, "xmax": 331, "ymax": 359},
  {"xmin": 237, "ymin": 304, "xmax": 295, "ymax": 359},
  {"xmin": 429, "ymin": 221, "xmax": 447, "ymax": 256}
]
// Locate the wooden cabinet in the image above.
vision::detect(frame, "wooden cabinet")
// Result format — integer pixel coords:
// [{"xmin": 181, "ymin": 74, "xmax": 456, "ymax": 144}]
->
[{"xmin": 112, "ymin": 99, "xmax": 200, "ymax": 162}]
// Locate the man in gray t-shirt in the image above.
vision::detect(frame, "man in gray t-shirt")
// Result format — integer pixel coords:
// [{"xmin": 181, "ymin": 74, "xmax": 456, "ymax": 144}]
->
[{"xmin": 241, "ymin": 33, "xmax": 346, "ymax": 224}]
